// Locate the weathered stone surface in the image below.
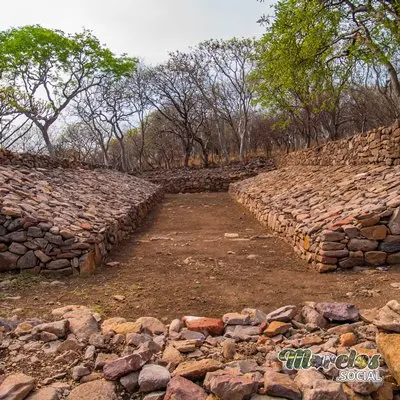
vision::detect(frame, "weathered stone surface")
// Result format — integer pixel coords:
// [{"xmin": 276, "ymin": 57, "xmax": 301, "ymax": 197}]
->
[
  {"xmin": 0, "ymin": 252, "xmax": 19, "ymax": 270},
  {"xmin": 376, "ymin": 332, "xmax": 400, "ymax": 384},
  {"xmin": 173, "ymin": 359, "xmax": 223, "ymax": 380},
  {"xmin": 204, "ymin": 371, "xmax": 258, "ymax": 400},
  {"xmin": 66, "ymin": 379, "xmax": 117, "ymax": 400},
  {"xmin": 373, "ymin": 301, "xmax": 400, "ymax": 332},
  {"xmin": 315, "ymin": 303, "xmax": 359, "ymax": 322},
  {"xmin": 360, "ymin": 225, "xmax": 388, "ymax": 240},
  {"xmin": 138, "ymin": 364, "xmax": 171, "ymax": 392},
  {"xmin": 103, "ymin": 344, "xmax": 153, "ymax": 380},
  {"xmin": 266, "ymin": 305, "xmax": 297, "ymax": 322},
  {"xmin": 32, "ymin": 320, "xmax": 69, "ymax": 338},
  {"xmin": 183, "ymin": 317, "xmax": 224, "ymax": 335},
  {"xmin": 0, "ymin": 156, "xmax": 162, "ymax": 275},
  {"xmin": 222, "ymin": 313, "xmax": 251, "ymax": 325},
  {"xmin": 380, "ymin": 235, "xmax": 400, "ymax": 253},
  {"xmin": 263, "ymin": 321, "xmax": 291, "ymax": 337},
  {"xmin": 264, "ymin": 371, "xmax": 301, "ymax": 400},
  {"xmin": 136, "ymin": 317, "xmax": 166, "ymax": 335},
  {"xmin": 119, "ymin": 372, "xmax": 139, "ymax": 393},
  {"xmin": 302, "ymin": 380, "xmax": 346, "ymax": 400},
  {"xmin": 389, "ymin": 208, "xmax": 400, "ymax": 234},
  {"xmin": 26, "ymin": 387, "xmax": 60, "ymax": 400},
  {"xmin": 348, "ymin": 239, "xmax": 379, "ymax": 252},
  {"xmin": 63, "ymin": 310, "xmax": 99, "ymax": 341},
  {"xmin": 164, "ymin": 376, "xmax": 207, "ymax": 400},
  {"xmin": 0, "ymin": 373, "xmax": 35, "ymax": 400}
]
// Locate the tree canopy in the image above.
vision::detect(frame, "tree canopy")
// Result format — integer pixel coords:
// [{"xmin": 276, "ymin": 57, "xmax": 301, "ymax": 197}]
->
[{"xmin": 0, "ymin": 25, "xmax": 136, "ymax": 155}]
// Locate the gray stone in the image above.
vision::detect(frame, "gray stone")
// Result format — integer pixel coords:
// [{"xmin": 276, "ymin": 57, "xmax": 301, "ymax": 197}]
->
[
  {"xmin": 33, "ymin": 320, "xmax": 69, "ymax": 338},
  {"xmin": 389, "ymin": 208, "xmax": 400, "ymax": 234},
  {"xmin": 348, "ymin": 239, "xmax": 378, "ymax": 252},
  {"xmin": 315, "ymin": 303, "xmax": 359, "ymax": 322},
  {"xmin": 266, "ymin": 305, "xmax": 297, "ymax": 322},
  {"xmin": 16, "ymin": 250, "xmax": 37, "ymax": 269},
  {"xmin": 0, "ymin": 252, "xmax": 19, "ymax": 270},
  {"xmin": 27, "ymin": 227, "xmax": 44, "ymax": 238},
  {"xmin": 138, "ymin": 364, "xmax": 171, "ymax": 392},
  {"xmin": 8, "ymin": 242, "xmax": 27, "ymax": 255},
  {"xmin": 47, "ymin": 259, "xmax": 71, "ymax": 270},
  {"xmin": 380, "ymin": 235, "xmax": 400, "ymax": 253},
  {"xmin": 120, "ymin": 372, "xmax": 139, "ymax": 393}
]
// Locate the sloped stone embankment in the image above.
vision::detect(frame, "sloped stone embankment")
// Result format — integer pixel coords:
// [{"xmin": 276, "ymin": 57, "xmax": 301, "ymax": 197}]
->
[
  {"xmin": 0, "ymin": 163, "xmax": 163, "ymax": 275},
  {"xmin": 230, "ymin": 124, "xmax": 400, "ymax": 273},
  {"xmin": 1, "ymin": 300, "xmax": 400, "ymax": 399},
  {"xmin": 140, "ymin": 158, "xmax": 275, "ymax": 193}
]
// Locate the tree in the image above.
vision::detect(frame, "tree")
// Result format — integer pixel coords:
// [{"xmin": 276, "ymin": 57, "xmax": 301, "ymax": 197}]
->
[
  {"xmin": 128, "ymin": 63, "xmax": 154, "ymax": 171},
  {"xmin": 196, "ymin": 38, "xmax": 257, "ymax": 160},
  {"xmin": 254, "ymin": 0, "xmax": 355, "ymax": 145},
  {"xmin": 0, "ymin": 25, "xmax": 136, "ymax": 155},
  {"xmin": 148, "ymin": 53, "xmax": 208, "ymax": 167}
]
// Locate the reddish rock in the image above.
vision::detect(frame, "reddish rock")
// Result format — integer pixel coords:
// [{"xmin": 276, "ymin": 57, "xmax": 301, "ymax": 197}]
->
[
  {"xmin": 360, "ymin": 225, "xmax": 388, "ymax": 240},
  {"xmin": 315, "ymin": 303, "xmax": 359, "ymax": 322},
  {"xmin": 183, "ymin": 317, "xmax": 224, "ymax": 335},
  {"xmin": 264, "ymin": 371, "xmax": 301, "ymax": 400},
  {"xmin": 204, "ymin": 371, "xmax": 258, "ymax": 400},
  {"xmin": 164, "ymin": 376, "xmax": 207, "ymax": 400}
]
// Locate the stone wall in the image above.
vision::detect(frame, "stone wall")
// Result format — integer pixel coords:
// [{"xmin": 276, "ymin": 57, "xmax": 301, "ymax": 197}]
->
[
  {"xmin": 230, "ymin": 123, "xmax": 400, "ymax": 273},
  {"xmin": 230, "ymin": 164, "xmax": 400, "ymax": 273},
  {"xmin": 0, "ymin": 148, "xmax": 103, "ymax": 170},
  {"xmin": 140, "ymin": 158, "xmax": 275, "ymax": 193},
  {"xmin": 0, "ymin": 163, "xmax": 163, "ymax": 276},
  {"xmin": 278, "ymin": 121, "xmax": 400, "ymax": 167}
]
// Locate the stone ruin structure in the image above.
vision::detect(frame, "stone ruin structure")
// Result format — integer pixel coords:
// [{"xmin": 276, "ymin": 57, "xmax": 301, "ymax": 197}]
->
[
  {"xmin": 231, "ymin": 122, "xmax": 400, "ymax": 272},
  {"xmin": 140, "ymin": 158, "xmax": 275, "ymax": 193},
  {"xmin": 1, "ymin": 121, "xmax": 400, "ymax": 276},
  {"xmin": 0, "ymin": 150, "xmax": 163, "ymax": 276},
  {"xmin": 1, "ymin": 299, "xmax": 400, "ymax": 399}
]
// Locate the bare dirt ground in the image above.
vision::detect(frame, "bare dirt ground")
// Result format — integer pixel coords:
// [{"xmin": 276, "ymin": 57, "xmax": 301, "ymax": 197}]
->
[{"xmin": 1, "ymin": 193, "xmax": 400, "ymax": 321}]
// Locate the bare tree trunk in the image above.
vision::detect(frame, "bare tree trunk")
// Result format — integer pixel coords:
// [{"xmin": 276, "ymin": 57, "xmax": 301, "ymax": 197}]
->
[
  {"xmin": 117, "ymin": 137, "xmax": 127, "ymax": 171},
  {"xmin": 215, "ymin": 115, "xmax": 229, "ymax": 163},
  {"xmin": 38, "ymin": 125, "xmax": 55, "ymax": 157}
]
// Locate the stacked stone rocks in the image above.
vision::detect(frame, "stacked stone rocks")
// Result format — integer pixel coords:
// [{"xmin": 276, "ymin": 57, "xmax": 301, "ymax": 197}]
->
[
  {"xmin": 140, "ymin": 158, "xmax": 275, "ymax": 193},
  {"xmin": 231, "ymin": 147, "xmax": 400, "ymax": 273},
  {"xmin": 0, "ymin": 148, "xmax": 103, "ymax": 170},
  {"xmin": 279, "ymin": 122, "xmax": 400, "ymax": 167},
  {"xmin": 1, "ymin": 300, "xmax": 400, "ymax": 399},
  {"xmin": 0, "ymin": 164, "xmax": 163, "ymax": 275}
]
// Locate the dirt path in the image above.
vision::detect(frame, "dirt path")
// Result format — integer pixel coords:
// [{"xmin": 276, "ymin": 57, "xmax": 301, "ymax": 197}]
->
[{"xmin": 2, "ymin": 193, "xmax": 400, "ymax": 321}]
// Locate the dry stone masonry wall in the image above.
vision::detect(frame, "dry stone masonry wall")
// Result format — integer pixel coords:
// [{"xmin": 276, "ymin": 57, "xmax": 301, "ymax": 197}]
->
[
  {"xmin": 140, "ymin": 158, "xmax": 275, "ymax": 193},
  {"xmin": 0, "ymin": 163, "xmax": 163, "ymax": 276},
  {"xmin": 231, "ymin": 124, "xmax": 400, "ymax": 273},
  {"xmin": 0, "ymin": 148, "xmax": 102, "ymax": 170},
  {"xmin": 279, "ymin": 122, "xmax": 400, "ymax": 167}
]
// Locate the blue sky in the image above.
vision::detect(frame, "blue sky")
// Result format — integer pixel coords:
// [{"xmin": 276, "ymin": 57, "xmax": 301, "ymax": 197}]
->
[{"xmin": 3, "ymin": 0, "xmax": 275, "ymax": 64}]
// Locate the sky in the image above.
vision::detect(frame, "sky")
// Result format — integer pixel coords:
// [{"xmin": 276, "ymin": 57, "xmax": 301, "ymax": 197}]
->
[{"xmin": 1, "ymin": 0, "xmax": 275, "ymax": 65}]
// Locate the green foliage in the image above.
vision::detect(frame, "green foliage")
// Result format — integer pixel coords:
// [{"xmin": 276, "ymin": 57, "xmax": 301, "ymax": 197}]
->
[
  {"xmin": 0, "ymin": 25, "xmax": 137, "ymax": 154},
  {"xmin": 254, "ymin": 0, "xmax": 349, "ymax": 114},
  {"xmin": 0, "ymin": 25, "xmax": 136, "ymax": 81}
]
